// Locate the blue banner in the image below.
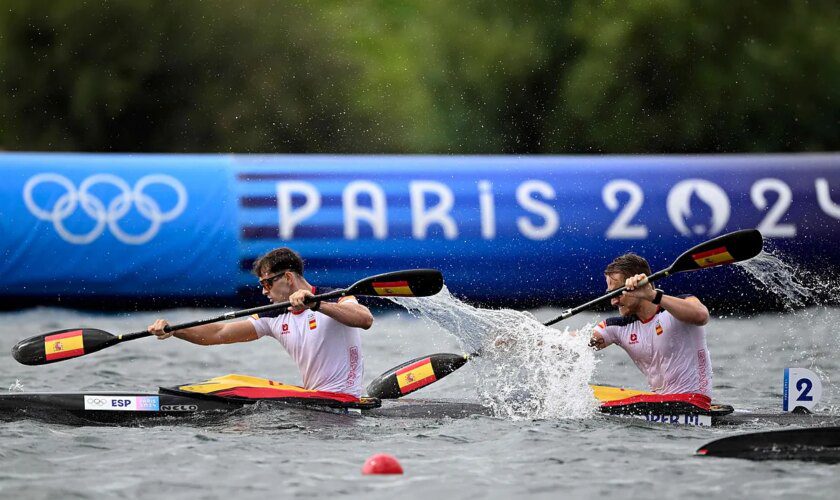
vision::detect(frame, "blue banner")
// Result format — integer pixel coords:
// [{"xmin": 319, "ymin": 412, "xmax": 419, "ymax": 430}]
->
[
  {"xmin": 0, "ymin": 153, "xmax": 238, "ymax": 299},
  {"xmin": 233, "ymin": 154, "xmax": 840, "ymax": 304},
  {"xmin": 1, "ymin": 153, "xmax": 839, "ymax": 306}
]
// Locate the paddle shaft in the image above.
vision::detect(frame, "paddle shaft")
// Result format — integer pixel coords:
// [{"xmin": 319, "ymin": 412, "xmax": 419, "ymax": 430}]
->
[
  {"xmin": 12, "ymin": 268, "xmax": 445, "ymax": 366},
  {"xmin": 119, "ymin": 288, "xmax": 350, "ymax": 342},
  {"xmin": 543, "ymin": 268, "xmax": 668, "ymax": 326}
]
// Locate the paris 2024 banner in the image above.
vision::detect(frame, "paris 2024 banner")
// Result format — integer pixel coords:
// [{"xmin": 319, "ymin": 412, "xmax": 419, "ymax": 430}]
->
[{"xmin": 1, "ymin": 153, "xmax": 838, "ymax": 307}]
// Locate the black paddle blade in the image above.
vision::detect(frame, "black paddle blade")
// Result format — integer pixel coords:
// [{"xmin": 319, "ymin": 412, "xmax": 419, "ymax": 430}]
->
[
  {"xmin": 697, "ymin": 426, "xmax": 840, "ymax": 463},
  {"xmin": 12, "ymin": 328, "xmax": 120, "ymax": 366},
  {"xmin": 348, "ymin": 269, "xmax": 444, "ymax": 298},
  {"xmin": 669, "ymin": 229, "xmax": 763, "ymax": 274},
  {"xmin": 366, "ymin": 353, "xmax": 469, "ymax": 399}
]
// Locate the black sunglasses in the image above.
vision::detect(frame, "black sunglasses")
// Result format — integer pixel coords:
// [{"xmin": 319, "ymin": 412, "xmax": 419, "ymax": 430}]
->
[{"xmin": 259, "ymin": 270, "xmax": 288, "ymax": 290}]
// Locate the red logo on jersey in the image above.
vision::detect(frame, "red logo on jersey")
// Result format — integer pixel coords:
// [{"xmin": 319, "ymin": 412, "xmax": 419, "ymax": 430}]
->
[
  {"xmin": 281, "ymin": 323, "xmax": 289, "ymax": 334},
  {"xmin": 346, "ymin": 346, "xmax": 359, "ymax": 387},
  {"xmin": 629, "ymin": 333, "xmax": 638, "ymax": 344}
]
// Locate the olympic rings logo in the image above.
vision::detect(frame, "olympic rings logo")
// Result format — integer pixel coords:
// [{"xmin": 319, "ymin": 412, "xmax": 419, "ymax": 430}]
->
[
  {"xmin": 85, "ymin": 397, "xmax": 107, "ymax": 406},
  {"xmin": 23, "ymin": 173, "xmax": 188, "ymax": 245}
]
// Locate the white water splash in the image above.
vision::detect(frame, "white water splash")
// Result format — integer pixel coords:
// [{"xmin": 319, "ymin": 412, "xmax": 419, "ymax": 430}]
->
[
  {"xmin": 736, "ymin": 250, "xmax": 840, "ymax": 310},
  {"xmin": 390, "ymin": 287, "xmax": 598, "ymax": 420},
  {"xmin": 735, "ymin": 248, "xmax": 840, "ymax": 411},
  {"xmin": 8, "ymin": 379, "xmax": 24, "ymax": 392}
]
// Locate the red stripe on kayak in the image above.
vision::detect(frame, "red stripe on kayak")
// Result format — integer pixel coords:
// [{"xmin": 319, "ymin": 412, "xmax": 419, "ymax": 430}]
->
[
  {"xmin": 214, "ymin": 387, "xmax": 359, "ymax": 403},
  {"xmin": 599, "ymin": 392, "xmax": 711, "ymax": 411}
]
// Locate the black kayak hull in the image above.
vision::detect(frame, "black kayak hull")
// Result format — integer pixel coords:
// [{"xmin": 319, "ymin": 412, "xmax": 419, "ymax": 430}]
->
[
  {"xmin": 2, "ymin": 392, "xmax": 840, "ymax": 427},
  {"xmin": 0, "ymin": 391, "xmax": 245, "ymax": 424},
  {"xmin": 697, "ymin": 426, "xmax": 840, "ymax": 463}
]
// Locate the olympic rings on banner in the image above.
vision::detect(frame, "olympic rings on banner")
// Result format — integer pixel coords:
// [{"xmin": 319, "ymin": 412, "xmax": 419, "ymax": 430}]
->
[{"xmin": 23, "ymin": 173, "xmax": 188, "ymax": 245}]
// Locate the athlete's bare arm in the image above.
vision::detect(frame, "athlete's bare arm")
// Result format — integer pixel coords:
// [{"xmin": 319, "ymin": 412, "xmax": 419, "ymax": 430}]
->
[
  {"xmin": 623, "ymin": 274, "xmax": 710, "ymax": 326},
  {"xmin": 657, "ymin": 295, "xmax": 709, "ymax": 326},
  {"xmin": 147, "ymin": 319, "xmax": 258, "ymax": 345},
  {"xmin": 318, "ymin": 301, "xmax": 374, "ymax": 329}
]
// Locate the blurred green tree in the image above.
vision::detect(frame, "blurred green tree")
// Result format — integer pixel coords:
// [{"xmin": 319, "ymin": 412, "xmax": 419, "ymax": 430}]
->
[
  {"xmin": 0, "ymin": 0, "xmax": 837, "ymax": 153},
  {"xmin": 550, "ymin": 0, "xmax": 840, "ymax": 153}
]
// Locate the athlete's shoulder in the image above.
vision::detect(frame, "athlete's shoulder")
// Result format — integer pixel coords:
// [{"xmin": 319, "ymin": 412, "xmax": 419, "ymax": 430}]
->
[
  {"xmin": 252, "ymin": 309, "xmax": 284, "ymax": 320},
  {"xmin": 603, "ymin": 315, "xmax": 636, "ymax": 327},
  {"xmin": 314, "ymin": 286, "xmax": 363, "ymax": 306}
]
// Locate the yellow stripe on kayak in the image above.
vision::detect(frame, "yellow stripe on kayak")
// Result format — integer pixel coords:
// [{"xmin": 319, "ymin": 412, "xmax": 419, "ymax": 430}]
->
[
  {"xmin": 590, "ymin": 384, "xmax": 653, "ymax": 403},
  {"xmin": 177, "ymin": 374, "xmax": 312, "ymax": 394},
  {"xmin": 179, "ymin": 375, "xmax": 648, "ymax": 403}
]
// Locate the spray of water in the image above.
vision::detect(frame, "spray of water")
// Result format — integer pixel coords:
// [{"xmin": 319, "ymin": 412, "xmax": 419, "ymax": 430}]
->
[
  {"xmin": 737, "ymin": 249, "xmax": 840, "ymax": 310},
  {"xmin": 8, "ymin": 379, "xmax": 24, "ymax": 392},
  {"xmin": 390, "ymin": 287, "xmax": 598, "ymax": 420},
  {"xmin": 736, "ymin": 248, "xmax": 840, "ymax": 410}
]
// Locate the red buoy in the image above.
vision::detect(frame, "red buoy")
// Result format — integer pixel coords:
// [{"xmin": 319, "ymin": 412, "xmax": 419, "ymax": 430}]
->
[{"xmin": 362, "ymin": 453, "xmax": 404, "ymax": 475}]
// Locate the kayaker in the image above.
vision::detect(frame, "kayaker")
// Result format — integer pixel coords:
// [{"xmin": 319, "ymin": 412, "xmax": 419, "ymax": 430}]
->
[
  {"xmin": 590, "ymin": 253, "xmax": 712, "ymax": 397},
  {"xmin": 148, "ymin": 247, "xmax": 373, "ymax": 398}
]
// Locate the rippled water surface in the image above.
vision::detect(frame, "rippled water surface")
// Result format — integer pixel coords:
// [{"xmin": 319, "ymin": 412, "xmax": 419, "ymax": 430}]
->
[{"xmin": 1, "ymin": 302, "xmax": 839, "ymax": 499}]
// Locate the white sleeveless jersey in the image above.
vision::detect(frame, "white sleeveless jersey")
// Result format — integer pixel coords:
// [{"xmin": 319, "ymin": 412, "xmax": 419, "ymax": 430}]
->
[
  {"xmin": 594, "ymin": 301, "xmax": 712, "ymax": 396},
  {"xmin": 248, "ymin": 295, "xmax": 364, "ymax": 397}
]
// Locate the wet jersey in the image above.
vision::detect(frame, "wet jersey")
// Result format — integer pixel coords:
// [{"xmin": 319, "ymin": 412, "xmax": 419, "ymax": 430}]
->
[
  {"xmin": 593, "ymin": 298, "xmax": 712, "ymax": 396},
  {"xmin": 248, "ymin": 290, "xmax": 364, "ymax": 398}
]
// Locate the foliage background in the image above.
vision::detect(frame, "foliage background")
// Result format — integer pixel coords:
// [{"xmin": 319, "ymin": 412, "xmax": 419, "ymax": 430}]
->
[{"xmin": 1, "ymin": 0, "xmax": 837, "ymax": 154}]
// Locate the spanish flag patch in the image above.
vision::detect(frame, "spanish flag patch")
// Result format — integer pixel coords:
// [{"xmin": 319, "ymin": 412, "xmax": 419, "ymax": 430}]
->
[
  {"xmin": 308, "ymin": 315, "xmax": 317, "ymax": 330},
  {"xmin": 45, "ymin": 330, "xmax": 85, "ymax": 361},
  {"xmin": 396, "ymin": 357, "xmax": 436, "ymax": 394},
  {"xmin": 372, "ymin": 280, "xmax": 413, "ymax": 296},
  {"xmin": 691, "ymin": 246, "xmax": 735, "ymax": 268},
  {"xmin": 655, "ymin": 322, "xmax": 663, "ymax": 336}
]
